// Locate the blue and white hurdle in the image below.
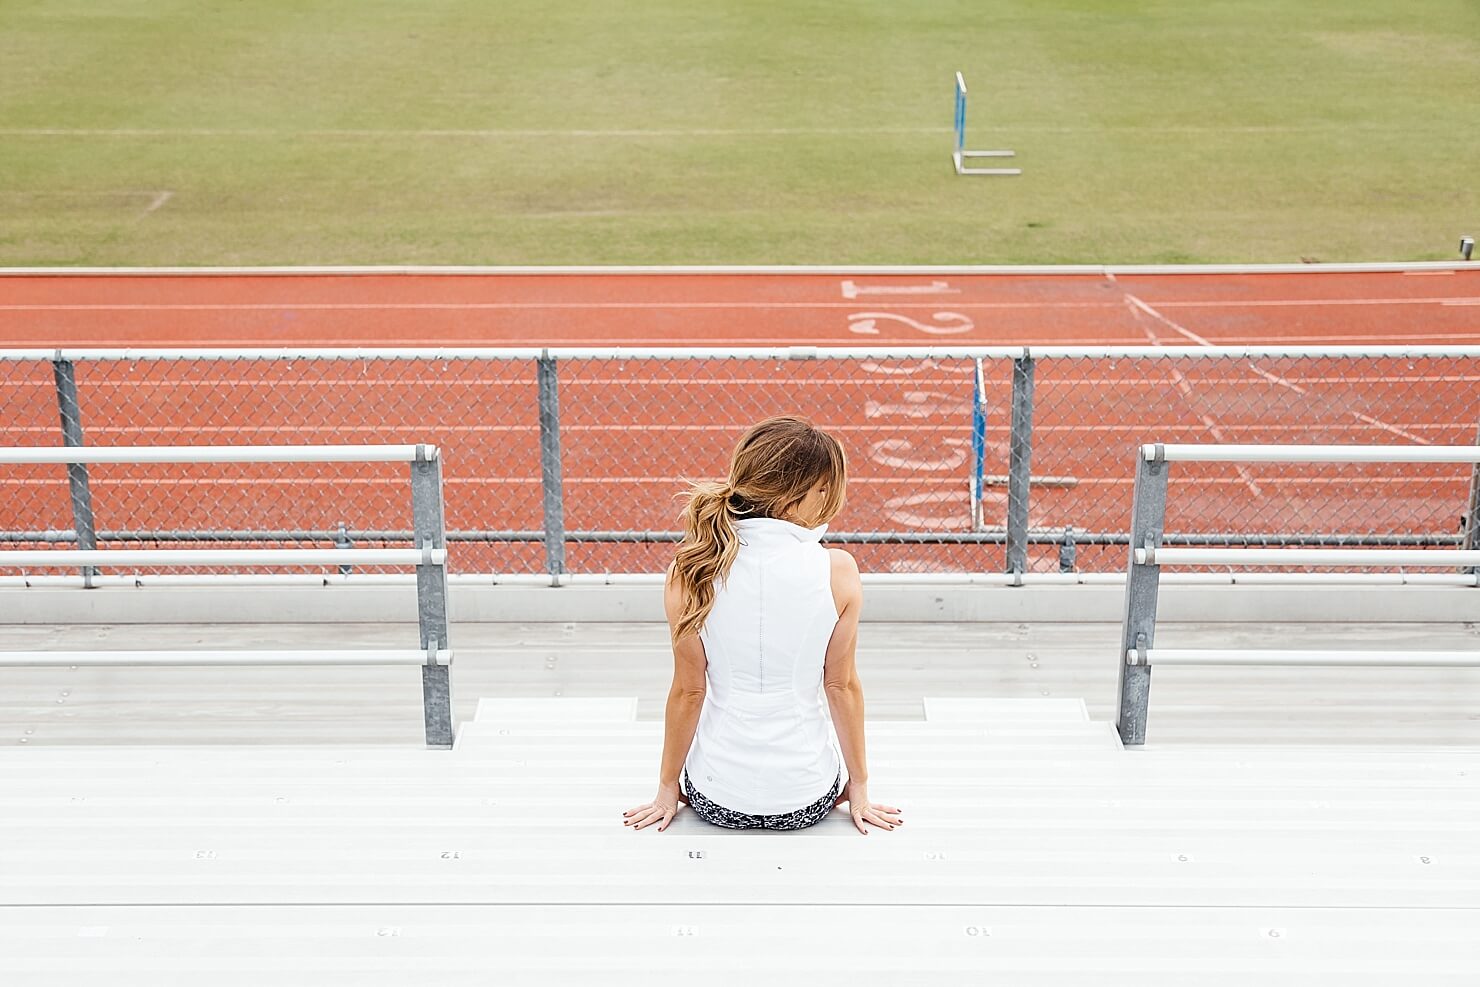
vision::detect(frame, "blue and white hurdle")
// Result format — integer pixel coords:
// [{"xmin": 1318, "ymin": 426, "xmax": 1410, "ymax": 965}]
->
[{"xmin": 953, "ymin": 71, "xmax": 1020, "ymax": 176}]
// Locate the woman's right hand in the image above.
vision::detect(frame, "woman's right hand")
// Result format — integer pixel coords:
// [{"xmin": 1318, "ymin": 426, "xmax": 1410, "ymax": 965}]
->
[{"xmin": 835, "ymin": 780, "xmax": 903, "ymax": 835}]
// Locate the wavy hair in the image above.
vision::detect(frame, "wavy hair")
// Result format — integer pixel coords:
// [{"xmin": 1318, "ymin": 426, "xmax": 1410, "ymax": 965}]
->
[{"xmin": 669, "ymin": 415, "xmax": 847, "ymax": 645}]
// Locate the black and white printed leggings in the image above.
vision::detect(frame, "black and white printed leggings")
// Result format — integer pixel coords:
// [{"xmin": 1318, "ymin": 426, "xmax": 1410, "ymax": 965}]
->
[{"xmin": 682, "ymin": 767, "xmax": 842, "ymax": 830}]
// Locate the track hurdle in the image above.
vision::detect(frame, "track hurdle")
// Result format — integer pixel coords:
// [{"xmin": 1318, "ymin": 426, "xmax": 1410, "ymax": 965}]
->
[{"xmin": 952, "ymin": 72, "xmax": 1020, "ymax": 176}]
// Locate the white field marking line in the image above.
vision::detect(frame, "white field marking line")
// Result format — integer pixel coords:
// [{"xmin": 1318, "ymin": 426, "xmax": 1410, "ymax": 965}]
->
[
  {"xmin": 141, "ymin": 191, "xmax": 173, "ymax": 215},
  {"xmin": 2, "ymin": 126, "xmax": 948, "ymax": 138},
  {"xmin": 0, "ymin": 189, "xmax": 174, "ymax": 218},
  {"xmin": 1125, "ymin": 299, "xmax": 1261, "ymax": 496},
  {"xmin": 1441, "ymin": 300, "xmax": 1480, "ymax": 305}
]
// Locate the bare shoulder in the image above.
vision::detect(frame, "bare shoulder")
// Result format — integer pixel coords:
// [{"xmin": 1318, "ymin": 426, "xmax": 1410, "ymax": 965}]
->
[
  {"xmin": 826, "ymin": 547, "xmax": 859, "ymax": 573},
  {"xmin": 826, "ymin": 548, "xmax": 861, "ymax": 617},
  {"xmin": 827, "ymin": 548, "xmax": 861, "ymax": 591}
]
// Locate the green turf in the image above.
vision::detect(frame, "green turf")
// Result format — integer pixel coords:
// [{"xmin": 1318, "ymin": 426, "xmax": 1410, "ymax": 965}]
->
[{"xmin": 2, "ymin": 0, "xmax": 1477, "ymax": 265}]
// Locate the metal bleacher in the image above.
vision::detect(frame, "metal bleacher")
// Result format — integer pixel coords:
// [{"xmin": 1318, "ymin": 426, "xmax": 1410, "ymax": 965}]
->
[
  {"xmin": 1, "ymin": 695, "xmax": 1477, "ymax": 983},
  {"xmin": 2, "ymin": 440, "xmax": 1478, "ymax": 982}
]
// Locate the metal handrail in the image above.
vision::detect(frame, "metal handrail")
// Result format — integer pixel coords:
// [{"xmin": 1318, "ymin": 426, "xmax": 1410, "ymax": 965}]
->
[
  {"xmin": 4, "ymin": 344, "xmax": 1480, "ymax": 361},
  {"xmin": 0, "ymin": 444, "xmax": 438, "ymax": 464},
  {"xmin": 1115, "ymin": 442, "xmax": 1480, "ymax": 747},
  {"xmin": 0, "ymin": 442, "xmax": 454, "ymax": 748}
]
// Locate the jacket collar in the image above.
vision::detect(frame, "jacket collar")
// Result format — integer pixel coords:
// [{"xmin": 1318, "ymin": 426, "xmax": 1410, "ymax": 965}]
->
[{"xmin": 735, "ymin": 516, "xmax": 829, "ymax": 544}]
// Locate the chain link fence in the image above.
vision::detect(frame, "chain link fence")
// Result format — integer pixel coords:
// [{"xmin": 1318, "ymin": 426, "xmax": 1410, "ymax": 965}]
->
[{"xmin": 2, "ymin": 348, "xmax": 1476, "ymax": 580}]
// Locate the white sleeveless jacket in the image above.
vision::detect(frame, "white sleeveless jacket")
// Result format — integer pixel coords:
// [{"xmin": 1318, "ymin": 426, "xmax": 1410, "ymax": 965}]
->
[{"xmin": 683, "ymin": 516, "xmax": 845, "ymax": 815}]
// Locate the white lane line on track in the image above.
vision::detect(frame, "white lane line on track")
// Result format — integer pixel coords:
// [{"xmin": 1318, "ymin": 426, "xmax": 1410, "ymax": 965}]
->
[
  {"xmin": 1128, "ymin": 294, "xmax": 1435, "ymax": 445},
  {"xmin": 2, "ymin": 425, "xmax": 994, "ymax": 440},
  {"xmin": 1123, "ymin": 294, "xmax": 1213, "ymax": 346},
  {"xmin": 3, "ymin": 297, "xmax": 1479, "ymax": 313},
  {"xmin": 1124, "ymin": 299, "xmax": 1262, "ymax": 496},
  {"xmin": 3, "ymin": 476, "xmax": 1450, "ymax": 488},
  {"xmin": 1123, "ymin": 295, "xmax": 1412, "ymax": 497},
  {"xmin": 10, "ymin": 422, "xmax": 1459, "ymax": 435},
  {"xmin": 0, "ymin": 476, "xmax": 974, "ymax": 486},
  {"xmin": 1, "ymin": 376, "xmax": 1466, "ymax": 386},
  {"xmin": 0, "ymin": 337, "xmax": 1150, "ymax": 347},
  {"xmin": 1207, "ymin": 333, "xmax": 1480, "ymax": 342},
  {"xmin": 3, "ymin": 336, "xmax": 1471, "ymax": 349},
  {"xmin": 0, "ymin": 302, "xmax": 1123, "ymax": 311},
  {"xmin": 1156, "ymin": 296, "xmax": 1480, "ymax": 308},
  {"xmin": 1128, "ymin": 293, "xmax": 1315, "ymax": 398}
]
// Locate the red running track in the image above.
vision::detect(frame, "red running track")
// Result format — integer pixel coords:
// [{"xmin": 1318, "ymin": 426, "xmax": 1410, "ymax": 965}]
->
[
  {"xmin": 2, "ymin": 268, "xmax": 1479, "ymax": 347},
  {"xmin": 1, "ymin": 268, "xmax": 1477, "ymax": 575}
]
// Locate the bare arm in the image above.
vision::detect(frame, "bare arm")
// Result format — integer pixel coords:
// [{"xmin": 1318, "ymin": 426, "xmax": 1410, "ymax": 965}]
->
[
  {"xmin": 822, "ymin": 548, "xmax": 866, "ymax": 785},
  {"xmin": 659, "ymin": 562, "xmax": 707, "ymax": 788}
]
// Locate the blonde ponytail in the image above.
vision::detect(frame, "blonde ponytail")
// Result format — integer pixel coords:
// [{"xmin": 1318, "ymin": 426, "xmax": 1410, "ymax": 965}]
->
[
  {"xmin": 669, "ymin": 416, "xmax": 848, "ymax": 647},
  {"xmin": 669, "ymin": 479, "xmax": 741, "ymax": 645}
]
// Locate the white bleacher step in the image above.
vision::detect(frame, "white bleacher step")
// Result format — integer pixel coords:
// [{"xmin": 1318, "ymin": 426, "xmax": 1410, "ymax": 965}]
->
[
  {"xmin": 924, "ymin": 696, "xmax": 1090, "ymax": 724},
  {"xmin": 445, "ymin": 722, "xmax": 1116, "ymax": 743},
  {"xmin": 2, "ymin": 905, "xmax": 1476, "ymax": 982},
  {"xmin": 6, "ymin": 843, "xmax": 1478, "ymax": 908},
  {"xmin": 4, "ymin": 769, "xmax": 1472, "ymax": 797},
  {"xmin": 453, "ymin": 715, "xmax": 1120, "ymax": 739},
  {"xmin": 449, "ymin": 733, "xmax": 1118, "ymax": 757},
  {"xmin": 7, "ymin": 790, "xmax": 1475, "ymax": 832},
  {"xmin": 3, "ymin": 744, "xmax": 1472, "ymax": 784},
  {"xmin": 473, "ymin": 696, "xmax": 638, "ymax": 723},
  {"xmin": 469, "ymin": 696, "xmax": 1091, "ymax": 727}
]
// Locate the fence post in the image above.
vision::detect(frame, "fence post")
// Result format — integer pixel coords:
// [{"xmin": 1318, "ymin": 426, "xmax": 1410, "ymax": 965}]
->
[
  {"xmin": 1116, "ymin": 444, "xmax": 1169, "ymax": 746},
  {"xmin": 537, "ymin": 354, "xmax": 567, "ymax": 581},
  {"xmin": 970, "ymin": 357, "xmax": 987, "ymax": 531},
  {"xmin": 1006, "ymin": 351, "xmax": 1035, "ymax": 574},
  {"xmin": 1464, "ymin": 420, "xmax": 1480, "ymax": 576},
  {"xmin": 410, "ymin": 445, "xmax": 453, "ymax": 749},
  {"xmin": 52, "ymin": 358, "xmax": 98, "ymax": 588}
]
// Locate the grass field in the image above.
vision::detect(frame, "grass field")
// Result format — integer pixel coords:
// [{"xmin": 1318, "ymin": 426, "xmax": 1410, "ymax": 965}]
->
[{"xmin": 2, "ymin": 0, "xmax": 1478, "ymax": 266}]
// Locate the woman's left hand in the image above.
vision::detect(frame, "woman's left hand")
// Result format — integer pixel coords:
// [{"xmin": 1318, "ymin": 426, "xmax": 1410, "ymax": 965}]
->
[{"xmin": 624, "ymin": 780, "xmax": 687, "ymax": 831}]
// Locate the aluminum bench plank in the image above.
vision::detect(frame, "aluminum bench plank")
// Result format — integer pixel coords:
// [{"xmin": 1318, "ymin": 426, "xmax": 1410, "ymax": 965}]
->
[{"xmin": 0, "ymin": 906, "xmax": 1477, "ymax": 978}]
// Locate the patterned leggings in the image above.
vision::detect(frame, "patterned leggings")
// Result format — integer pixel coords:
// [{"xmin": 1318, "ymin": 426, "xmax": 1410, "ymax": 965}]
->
[{"xmin": 682, "ymin": 767, "xmax": 842, "ymax": 831}]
